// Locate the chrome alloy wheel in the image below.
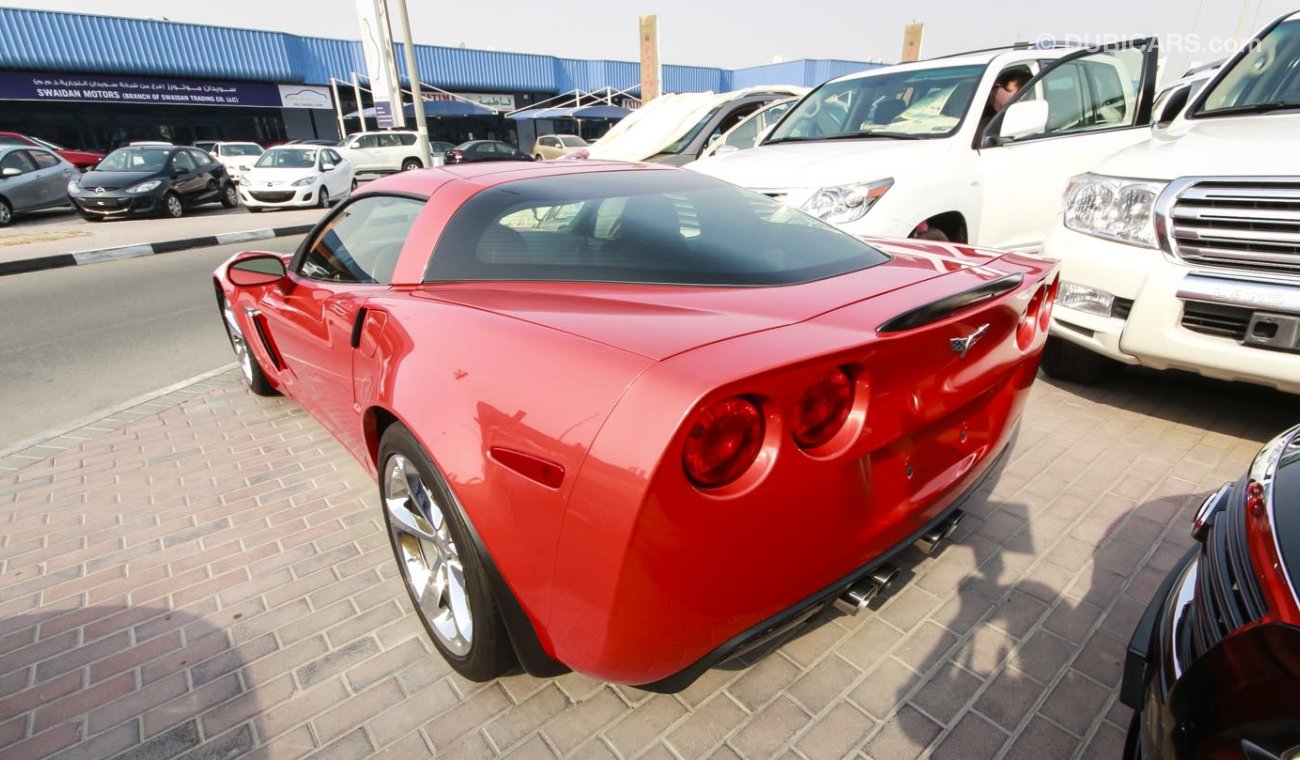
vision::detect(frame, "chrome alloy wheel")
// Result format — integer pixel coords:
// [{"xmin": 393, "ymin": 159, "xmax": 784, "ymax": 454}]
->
[
  {"xmin": 384, "ymin": 454, "xmax": 473, "ymax": 655},
  {"xmin": 222, "ymin": 301, "xmax": 254, "ymax": 386}
]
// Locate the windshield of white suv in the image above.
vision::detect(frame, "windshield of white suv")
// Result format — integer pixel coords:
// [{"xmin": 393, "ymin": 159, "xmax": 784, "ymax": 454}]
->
[
  {"xmin": 766, "ymin": 64, "xmax": 986, "ymax": 142},
  {"xmin": 1196, "ymin": 18, "xmax": 1300, "ymax": 116}
]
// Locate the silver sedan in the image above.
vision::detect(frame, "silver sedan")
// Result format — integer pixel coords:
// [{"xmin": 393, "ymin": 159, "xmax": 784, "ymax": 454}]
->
[{"xmin": 0, "ymin": 145, "xmax": 79, "ymax": 226}]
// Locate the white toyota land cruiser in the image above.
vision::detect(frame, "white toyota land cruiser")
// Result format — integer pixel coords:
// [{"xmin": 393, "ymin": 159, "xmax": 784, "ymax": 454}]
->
[
  {"xmin": 1039, "ymin": 12, "xmax": 1300, "ymax": 393},
  {"xmin": 691, "ymin": 39, "xmax": 1161, "ymax": 254}
]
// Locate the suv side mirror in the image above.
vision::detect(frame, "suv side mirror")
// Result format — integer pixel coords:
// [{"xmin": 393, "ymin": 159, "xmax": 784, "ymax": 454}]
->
[
  {"xmin": 997, "ymin": 100, "xmax": 1050, "ymax": 142},
  {"xmin": 1155, "ymin": 86, "xmax": 1192, "ymax": 128},
  {"xmin": 228, "ymin": 253, "xmax": 287, "ymax": 287}
]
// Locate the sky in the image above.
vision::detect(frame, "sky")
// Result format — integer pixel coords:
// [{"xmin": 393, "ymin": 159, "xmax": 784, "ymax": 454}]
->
[{"xmin": 4, "ymin": 0, "xmax": 1296, "ymax": 72}]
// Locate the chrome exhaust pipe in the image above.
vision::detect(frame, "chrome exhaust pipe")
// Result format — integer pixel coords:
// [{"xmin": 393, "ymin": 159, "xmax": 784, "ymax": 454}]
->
[
  {"xmin": 834, "ymin": 562, "xmax": 899, "ymax": 616},
  {"xmin": 916, "ymin": 510, "xmax": 965, "ymax": 555}
]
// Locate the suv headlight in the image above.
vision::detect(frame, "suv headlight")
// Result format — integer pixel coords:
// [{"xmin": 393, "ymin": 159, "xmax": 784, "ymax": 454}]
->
[
  {"xmin": 291, "ymin": 176, "xmax": 316, "ymax": 187},
  {"xmin": 802, "ymin": 179, "xmax": 893, "ymax": 225},
  {"xmin": 1063, "ymin": 174, "xmax": 1168, "ymax": 248},
  {"xmin": 126, "ymin": 180, "xmax": 162, "ymax": 195},
  {"xmin": 67, "ymin": 179, "xmax": 81, "ymax": 194}
]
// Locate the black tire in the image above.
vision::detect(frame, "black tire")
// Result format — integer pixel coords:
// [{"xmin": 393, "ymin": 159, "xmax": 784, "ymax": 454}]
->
[
  {"xmin": 379, "ymin": 423, "xmax": 516, "ymax": 681},
  {"xmin": 218, "ymin": 293, "xmax": 279, "ymax": 396},
  {"xmin": 1040, "ymin": 335, "xmax": 1123, "ymax": 385},
  {"xmin": 316, "ymin": 188, "xmax": 329, "ymax": 208},
  {"xmin": 0, "ymin": 198, "xmax": 11, "ymax": 227},
  {"xmin": 220, "ymin": 183, "xmax": 239, "ymax": 209},
  {"xmin": 248, "ymin": 206, "xmax": 264, "ymax": 213},
  {"xmin": 401, "ymin": 158, "xmax": 422, "ymax": 172},
  {"xmin": 162, "ymin": 192, "xmax": 184, "ymax": 219}
]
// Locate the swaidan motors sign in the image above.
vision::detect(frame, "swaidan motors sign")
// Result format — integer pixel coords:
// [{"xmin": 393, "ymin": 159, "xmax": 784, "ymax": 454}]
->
[
  {"xmin": 0, "ymin": 72, "xmax": 333, "ymax": 110},
  {"xmin": 355, "ymin": 0, "xmax": 405, "ymax": 128}
]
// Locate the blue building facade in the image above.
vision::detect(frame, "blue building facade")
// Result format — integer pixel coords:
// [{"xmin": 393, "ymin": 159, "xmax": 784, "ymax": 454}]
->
[{"xmin": 0, "ymin": 7, "xmax": 882, "ymax": 150}]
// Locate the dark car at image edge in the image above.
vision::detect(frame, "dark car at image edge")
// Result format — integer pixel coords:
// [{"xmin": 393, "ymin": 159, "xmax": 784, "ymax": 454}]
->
[
  {"xmin": 68, "ymin": 145, "xmax": 238, "ymax": 220},
  {"xmin": 1122, "ymin": 424, "xmax": 1300, "ymax": 759}
]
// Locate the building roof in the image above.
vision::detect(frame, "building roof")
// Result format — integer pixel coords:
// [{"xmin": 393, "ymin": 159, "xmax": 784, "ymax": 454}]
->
[{"xmin": 0, "ymin": 7, "xmax": 883, "ymax": 94}]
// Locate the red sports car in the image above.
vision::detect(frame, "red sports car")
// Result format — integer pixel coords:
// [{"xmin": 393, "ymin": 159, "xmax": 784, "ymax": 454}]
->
[
  {"xmin": 213, "ymin": 161, "xmax": 1058, "ymax": 688},
  {"xmin": 0, "ymin": 132, "xmax": 105, "ymax": 171}
]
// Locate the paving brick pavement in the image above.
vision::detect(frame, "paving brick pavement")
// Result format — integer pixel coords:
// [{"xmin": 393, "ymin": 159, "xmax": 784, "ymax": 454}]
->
[{"xmin": 2, "ymin": 367, "xmax": 1299, "ymax": 760}]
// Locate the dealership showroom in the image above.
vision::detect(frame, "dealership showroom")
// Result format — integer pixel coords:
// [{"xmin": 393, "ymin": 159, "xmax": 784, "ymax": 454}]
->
[{"xmin": 1, "ymin": 1, "xmax": 1299, "ymax": 760}]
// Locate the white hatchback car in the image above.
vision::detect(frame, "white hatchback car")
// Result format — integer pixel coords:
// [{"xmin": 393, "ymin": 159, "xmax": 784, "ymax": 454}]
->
[
  {"xmin": 210, "ymin": 142, "xmax": 265, "ymax": 184},
  {"xmin": 240, "ymin": 146, "xmax": 355, "ymax": 211}
]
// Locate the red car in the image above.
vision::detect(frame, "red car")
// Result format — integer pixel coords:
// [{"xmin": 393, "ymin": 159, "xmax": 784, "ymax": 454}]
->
[
  {"xmin": 0, "ymin": 132, "xmax": 104, "ymax": 171},
  {"xmin": 214, "ymin": 161, "xmax": 1058, "ymax": 688}
]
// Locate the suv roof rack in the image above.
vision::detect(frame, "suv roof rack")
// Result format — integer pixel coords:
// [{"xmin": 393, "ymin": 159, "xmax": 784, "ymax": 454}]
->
[{"xmin": 926, "ymin": 39, "xmax": 1091, "ymax": 61}]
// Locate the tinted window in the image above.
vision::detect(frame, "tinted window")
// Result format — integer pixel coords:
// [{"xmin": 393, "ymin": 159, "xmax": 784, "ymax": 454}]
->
[
  {"xmin": 559, "ymin": 136, "xmax": 587, "ymax": 148},
  {"xmin": 378, "ymin": 134, "xmax": 401, "ymax": 148},
  {"xmin": 398, "ymin": 133, "xmax": 417, "ymax": 146},
  {"xmin": 299, "ymin": 196, "xmax": 424, "ymax": 285},
  {"xmin": 29, "ymin": 150, "xmax": 60, "ymax": 169},
  {"xmin": 357, "ymin": 135, "xmax": 380, "ymax": 148},
  {"xmin": 425, "ymin": 170, "xmax": 888, "ymax": 286},
  {"xmin": 0, "ymin": 151, "xmax": 36, "ymax": 173},
  {"xmin": 171, "ymin": 151, "xmax": 196, "ymax": 172},
  {"xmin": 190, "ymin": 149, "xmax": 214, "ymax": 166},
  {"xmin": 97, "ymin": 147, "xmax": 169, "ymax": 172}
]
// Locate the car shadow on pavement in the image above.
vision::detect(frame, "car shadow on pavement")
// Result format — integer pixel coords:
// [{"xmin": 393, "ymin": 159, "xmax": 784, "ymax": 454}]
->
[{"xmin": 0, "ymin": 605, "xmax": 259, "ymax": 759}]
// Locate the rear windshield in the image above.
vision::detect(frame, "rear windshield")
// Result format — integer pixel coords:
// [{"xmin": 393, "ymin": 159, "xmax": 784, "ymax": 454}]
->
[{"xmin": 424, "ymin": 170, "xmax": 888, "ymax": 286}]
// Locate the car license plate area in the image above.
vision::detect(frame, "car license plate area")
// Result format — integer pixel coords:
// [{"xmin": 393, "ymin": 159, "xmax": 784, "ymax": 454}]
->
[{"xmin": 1243, "ymin": 312, "xmax": 1300, "ymax": 353}]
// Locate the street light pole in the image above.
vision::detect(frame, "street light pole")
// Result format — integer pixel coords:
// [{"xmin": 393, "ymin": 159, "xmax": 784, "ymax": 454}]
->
[{"xmin": 393, "ymin": 0, "xmax": 433, "ymax": 167}]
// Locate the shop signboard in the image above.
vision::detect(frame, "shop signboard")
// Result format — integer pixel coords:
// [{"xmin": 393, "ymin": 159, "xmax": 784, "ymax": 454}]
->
[{"xmin": 0, "ymin": 72, "xmax": 333, "ymax": 109}]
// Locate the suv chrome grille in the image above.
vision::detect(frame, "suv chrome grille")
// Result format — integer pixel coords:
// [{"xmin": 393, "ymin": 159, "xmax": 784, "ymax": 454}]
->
[{"xmin": 1168, "ymin": 180, "xmax": 1300, "ymax": 275}]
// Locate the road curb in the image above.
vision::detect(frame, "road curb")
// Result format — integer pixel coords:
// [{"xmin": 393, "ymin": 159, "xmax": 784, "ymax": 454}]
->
[{"xmin": 0, "ymin": 224, "xmax": 314, "ymax": 277}]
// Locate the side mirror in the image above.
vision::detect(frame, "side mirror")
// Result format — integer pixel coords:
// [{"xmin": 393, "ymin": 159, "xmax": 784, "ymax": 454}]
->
[
  {"xmin": 228, "ymin": 254, "xmax": 287, "ymax": 287},
  {"xmin": 714, "ymin": 145, "xmax": 740, "ymax": 157},
  {"xmin": 321, "ymin": 163, "xmax": 336, "ymax": 171},
  {"xmin": 1, "ymin": 167, "xmax": 20, "ymax": 178},
  {"xmin": 997, "ymin": 100, "xmax": 1050, "ymax": 142},
  {"xmin": 1155, "ymin": 86, "xmax": 1192, "ymax": 128}
]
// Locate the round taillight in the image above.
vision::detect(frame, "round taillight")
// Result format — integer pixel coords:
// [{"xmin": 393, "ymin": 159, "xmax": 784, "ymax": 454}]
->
[
  {"xmin": 1038, "ymin": 278, "xmax": 1060, "ymax": 333},
  {"xmin": 792, "ymin": 368, "xmax": 854, "ymax": 449},
  {"xmin": 683, "ymin": 397, "xmax": 765, "ymax": 489},
  {"xmin": 1017, "ymin": 285, "xmax": 1046, "ymax": 350}
]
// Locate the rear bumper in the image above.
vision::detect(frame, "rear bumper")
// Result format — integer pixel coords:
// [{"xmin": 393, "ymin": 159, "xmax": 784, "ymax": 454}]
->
[{"xmin": 638, "ymin": 431, "xmax": 1014, "ymax": 692}]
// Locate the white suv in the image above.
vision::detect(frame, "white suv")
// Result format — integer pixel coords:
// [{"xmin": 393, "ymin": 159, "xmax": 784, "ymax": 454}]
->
[
  {"xmin": 336, "ymin": 131, "xmax": 430, "ymax": 173},
  {"xmin": 1038, "ymin": 12, "xmax": 1300, "ymax": 393},
  {"xmin": 691, "ymin": 40, "xmax": 1160, "ymax": 254}
]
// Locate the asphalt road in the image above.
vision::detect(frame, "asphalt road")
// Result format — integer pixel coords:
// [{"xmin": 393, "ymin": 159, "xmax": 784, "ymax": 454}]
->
[{"xmin": 0, "ymin": 237, "xmax": 300, "ymax": 447}]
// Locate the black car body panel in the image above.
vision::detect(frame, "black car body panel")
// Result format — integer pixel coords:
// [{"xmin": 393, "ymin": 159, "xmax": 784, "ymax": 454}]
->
[
  {"xmin": 444, "ymin": 140, "xmax": 533, "ymax": 164},
  {"xmin": 1123, "ymin": 426, "xmax": 1300, "ymax": 759},
  {"xmin": 69, "ymin": 146, "xmax": 232, "ymax": 218}
]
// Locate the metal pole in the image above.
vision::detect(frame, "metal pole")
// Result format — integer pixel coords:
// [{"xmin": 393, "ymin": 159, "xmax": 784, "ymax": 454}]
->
[
  {"xmin": 394, "ymin": 0, "xmax": 433, "ymax": 167},
  {"xmin": 351, "ymin": 72, "xmax": 368, "ymax": 132},
  {"xmin": 330, "ymin": 78, "xmax": 347, "ymax": 139}
]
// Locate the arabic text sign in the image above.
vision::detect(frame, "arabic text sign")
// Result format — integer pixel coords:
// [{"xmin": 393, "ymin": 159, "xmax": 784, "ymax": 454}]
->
[
  {"xmin": 0, "ymin": 72, "xmax": 288, "ymax": 107},
  {"xmin": 420, "ymin": 92, "xmax": 516, "ymax": 112}
]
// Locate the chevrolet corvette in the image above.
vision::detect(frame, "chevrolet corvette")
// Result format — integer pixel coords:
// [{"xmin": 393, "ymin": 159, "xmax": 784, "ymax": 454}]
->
[{"xmin": 213, "ymin": 161, "xmax": 1058, "ymax": 689}]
